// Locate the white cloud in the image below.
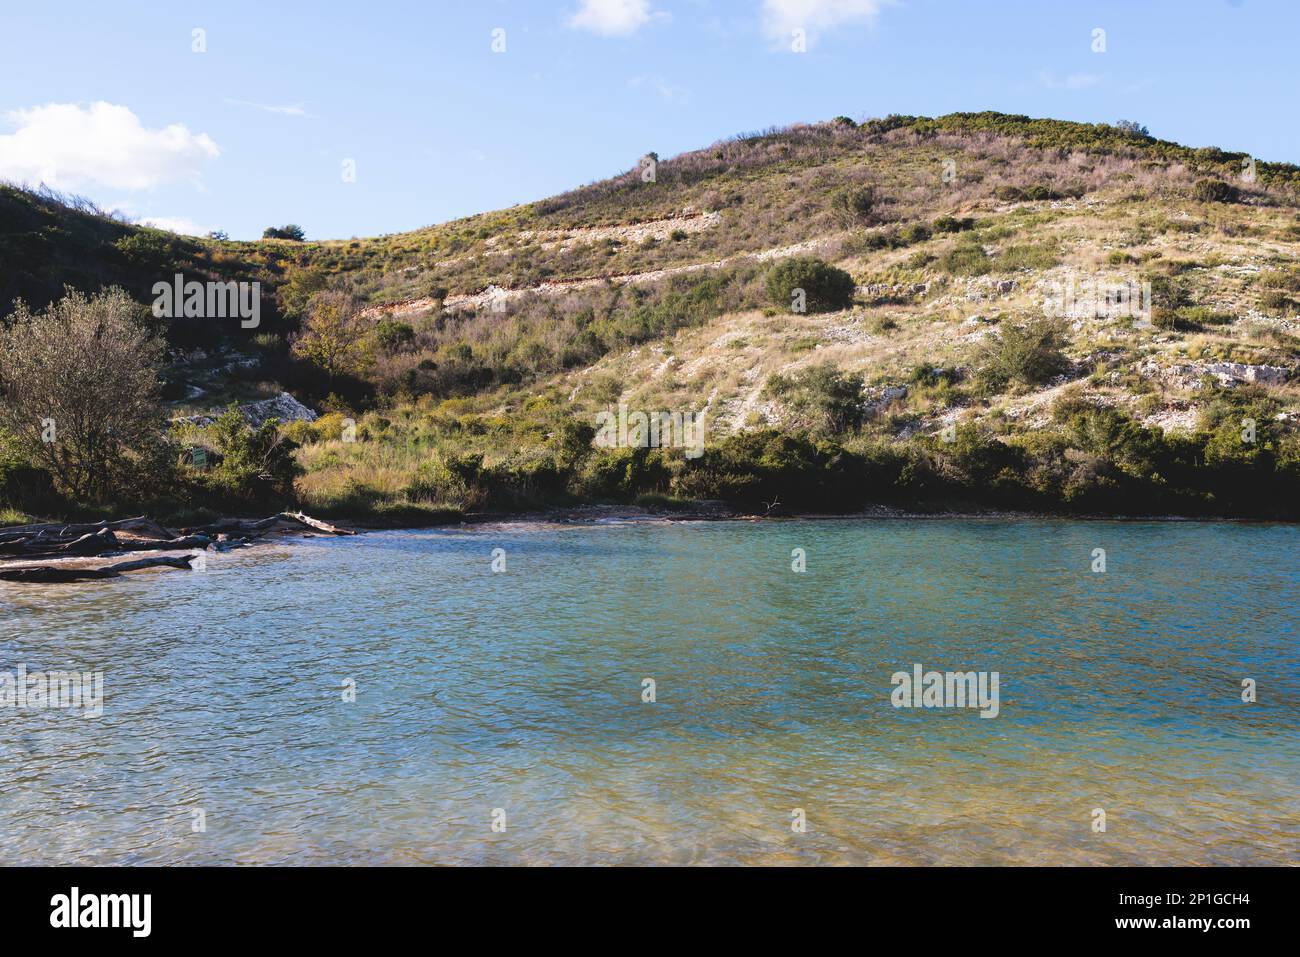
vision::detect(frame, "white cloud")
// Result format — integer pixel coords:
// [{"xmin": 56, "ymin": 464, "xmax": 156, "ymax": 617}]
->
[
  {"xmin": 568, "ymin": 0, "xmax": 662, "ymax": 36},
  {"xmin": 1037, "ymin": 70, "xmax": 1104, "ymax": 91},
  {"xmin": 138, "ymin": 216, "xmax": 206, "ymax": 236},
  {"xmin": 761, "ymin": 0, "xmax": 884, "ymax": 45},
  {"xmin": 0, "ymin": 102, "xmax": 219, "ymax": 191},
  {"xmin": 224, "ymin": 98, "xmax": 310, "ymax": 117}
]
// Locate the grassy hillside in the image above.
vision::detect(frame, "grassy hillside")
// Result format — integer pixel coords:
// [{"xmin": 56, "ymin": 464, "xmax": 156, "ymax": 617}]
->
[{"xmin": 3, "ymin": 112, "xmax": 1300, "ymax": 523}]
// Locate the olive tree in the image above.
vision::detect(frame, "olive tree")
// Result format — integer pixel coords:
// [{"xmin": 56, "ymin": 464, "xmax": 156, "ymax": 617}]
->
[
  {"xmin": 0, "ymin": 287, "xmax": 165, "ymax": 502},
  {"xmin": 292, "ymin": 289, "xmax": 369, "ymax": 380}
]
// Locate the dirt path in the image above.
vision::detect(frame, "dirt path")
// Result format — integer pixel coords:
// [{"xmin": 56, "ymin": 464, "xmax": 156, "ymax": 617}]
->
[{"xmin": 360, "ymin": 232, "xmax": 845, "ymax": 321}]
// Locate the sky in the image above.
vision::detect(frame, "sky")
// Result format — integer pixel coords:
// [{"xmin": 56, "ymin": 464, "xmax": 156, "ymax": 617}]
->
[{"xmin": 1, "ymin": 0, "xmax": 1296, "ymax": 240}]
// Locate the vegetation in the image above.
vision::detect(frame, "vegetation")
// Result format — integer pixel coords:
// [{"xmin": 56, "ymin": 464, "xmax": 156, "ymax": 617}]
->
[
  {"xmin": 0, "ymin": 288, "xmax": 165, "ymax": 502},
  {"xmin": 2, "ymin": 110, "xmax": 1299, "ymax": 525},
  {"xmin": 978, "ymin": 319, "xmax": 1069, "ymax": 390},
  {"xmin": 263, "ymin": 224, "xmax": 306, "ymax": 241},
  {"xmin": 764, "ymin": 257, "xmax": 856, "ymax": 313}
]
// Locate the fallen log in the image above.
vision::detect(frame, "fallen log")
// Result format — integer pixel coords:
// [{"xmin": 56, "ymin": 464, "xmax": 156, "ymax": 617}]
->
[
  {"xmin": 2, "ymin": 528, "xmax": 123, "ymax": 558},
  {"xmin": 280, "ymin": 512, "xmax": 356, "ymax": 535},
  {"xmin": 0, "ymin": 554, "xmax": 195, "ymax": 583},
  {"xmin": 181, "ymin": 515, "xmax": 283, "ymax": 537},
  {"xmin": 0, "ymin": 516, "xmax": 171, "ymax": 540},
  {"xmin": 114, "ymin": 534, "xmax": 213, "ymax": 553}
]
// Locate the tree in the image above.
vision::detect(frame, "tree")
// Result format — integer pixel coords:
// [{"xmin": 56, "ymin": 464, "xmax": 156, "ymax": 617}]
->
[
  {"xmin": 263, "ymin": 224, "xmax": 306, "ymax": 241},
  {"xmin": 278, "ymin": 264, "xmax": 329, "ymax": 320},
  {"xmin": 292, "ymin": 289, "xmax": 368, "ymax": 380},
  {"xmin": 0, "ymin": 287, "xmax": 165, "ymax": 502}
]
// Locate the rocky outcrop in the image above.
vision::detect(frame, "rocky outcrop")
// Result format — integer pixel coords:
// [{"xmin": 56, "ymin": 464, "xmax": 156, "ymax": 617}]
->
[{"xmin": 173, "ymin": 392, "xmax": 319, "ymax": 429}]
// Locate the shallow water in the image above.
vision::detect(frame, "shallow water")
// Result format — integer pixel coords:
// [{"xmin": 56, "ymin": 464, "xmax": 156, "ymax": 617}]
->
[{"xmin": 1, "ymin": 518, "xmax": 1297, "ymax": 865}]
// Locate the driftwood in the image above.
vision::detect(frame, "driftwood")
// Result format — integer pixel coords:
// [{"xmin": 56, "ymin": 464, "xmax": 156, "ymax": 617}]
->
[
  {"xmin": 0, "ymin": 554, "xmax": 196, "ymax": 583},
  {"xmin": 0, "ymin": 510, "xmax": 353, "ymax": 583},
  {"xmin": 182, "ymin": 512, "xmax": 355, "ymax": 538},
  {"xmin": 280, "ymin": 512, "xmax": 356, "ymax": 535},
  {"xmin": 0, "ymin": 516, "xmax": 172, "ymax": 542}
]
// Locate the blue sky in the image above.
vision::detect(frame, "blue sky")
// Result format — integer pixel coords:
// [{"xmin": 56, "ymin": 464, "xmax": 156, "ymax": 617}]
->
[{"xmin": 1, "ymin": 0, "xmax": 1295, "ymax": 240}]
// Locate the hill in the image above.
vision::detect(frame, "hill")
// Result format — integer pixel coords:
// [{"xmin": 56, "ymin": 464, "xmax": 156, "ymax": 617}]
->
[{"xmin": 3, "ymin": 111, "xmax": 1300, "ymax": 523}]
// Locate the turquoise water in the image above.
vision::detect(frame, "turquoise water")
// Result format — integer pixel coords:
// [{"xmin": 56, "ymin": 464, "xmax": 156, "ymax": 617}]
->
[{"xmin": 1, "ymin": 518, "xmax": 1297, "ymax": 865}]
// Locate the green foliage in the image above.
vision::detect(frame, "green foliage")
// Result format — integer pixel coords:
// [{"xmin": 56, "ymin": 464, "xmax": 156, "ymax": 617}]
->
[
  {"xmin": 263, "ymin": 224, "xmax": 306, "ymax": 241},
  {"xmin": 113, "ymin": 230, "xmax": 176, "ymax": 270},
  {"xmin": 979, "ymin": 318, "xmax": 1069, "ymax": 389},
  {"xmin": 830, "ymin": 185, "xmax": 880, "ymax": 226},
  {"xmin": 896, "ymin": 222, "xmax": 931, "ymax": 245},
  {"xmin": 1153, "ymin": 305, "xmax": 1235, "ymax": 331},
  {"xmin": 764, "ymin": 256, "xmax": 856, "ymax": 313},
  {"xmin": 1192, "ymin": 179, "xmax": 1238, "ymax": 203},
  {"xmin": 932, "ymin": 215, "xmax": 975, "ymax": 234},
  {"xmin": 375, "ymin": 319, "xmax": 416, "ymax": 351},
  {"xmin": 198, "ymin": 407, "xmax": 302, "ymax": 504},
  {"xmin": 765, "ymin": 364, "xmax": 865, "ymax": 434},
  {"xmin": 998, "ymin": 243, "xmax": 1060, "ymax": 271},
  {"xmin": 936, "ymin": 236, "xmax": 991, "ymax": 275},
  {"xmin": 996, "ymin": 184, "xmax": 1071, "ymax": 202}
]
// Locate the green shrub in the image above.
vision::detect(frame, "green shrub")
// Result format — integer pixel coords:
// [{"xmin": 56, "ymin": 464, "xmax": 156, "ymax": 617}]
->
[
  {"xmin": 1192, "ymin": 179, "xmax": 1237, "ymax": 203},
  {"xmin": 897, "ymin": 222, "xmax": 932, "ymax": 245},
  {"xmin": 1260, "ymin": 289, "xmax": 1298, "ymax": 315},
  {"xmin": 932, "ymin": 215, "xmax": 975, "ymax": 233},
  {"xmin": 830, "ymin": 185, "xmax": 880, "ymax": 226},
  {"xmin": 1151, "ymin": 305, "xmax": 1233, "ymax": 331},
  {"xmin": 936, "ymin": 237, "xmax": 991, "ymax": 275},
  {"xmin": 979, "ymin": 319, "xmax": 1069, "ymax": 389},
  {"xmin": 375, "ymin": 319, "xmax": 416, "ymax": 350},
  {"xmin": 996, "ymin": 184, "xmax": 1067, "ymax": 202},
  {"xmin": 765, "ymin": 256, "xmax": 856, "ymax": 313},
  {"xmin": 263, "ymin": 224, "xmax": 306, "ymax": 241},
  {"xmin": 999, "ymin": 243, "xmax": 1060, "ymax": 271},
  {"xmin": 764, "ymin": 364, "xmax": 865, "ymax": 434},
  {"xmin": 199, "ymin": 407, "xmax": 302, "ymax": 504}
]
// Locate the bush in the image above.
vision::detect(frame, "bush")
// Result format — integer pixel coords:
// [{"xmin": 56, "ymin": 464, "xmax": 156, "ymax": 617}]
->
[
  {"xmin": 936, "ymin": 237, "xmax": 991, "ymax": 275},
  {"xmin": 1153, "ymin": 305, "xmax": 1235, "ymax": 330},
  {"xmin": 765, "ymin": 256, "xmax": 856, "ymax": 313},
  {"xmin": 263, "ymin": 224, "xmax": 306, "ymax": 241},
  {"xmin": 375, "ymin": 319, "xmax": 415, "ymax": 351},
  {"xmin": 979, "ymin": 318, "xmax": 1069, "ymax": 389},
  {"xmin": 113, "ymin": 231, "xmax": 176, "ymax": 270},
  {"xmin": 999, "ymin": 243, "xmax": 1060, "ymax": 271},
  {"xmin": 897, "ymin": 222, "xmax": 931, "ymax": 245},
  {"xmin": 932, "ymin": 215, "xmax": 975, "ymax": 234},
  {"xmin": 996, "ymin": 184, "xmax": 1066, "ymax": 202},
  {"xmin": 1192, "ymin": 179, "xmax": 1237, "ymax": 203},
  {"xmin": 198, "ymin": 407, "xmax": 302, "ymax": 504},
  {"xmin": 830, "ymin": 185, "xmax": 880, "ymax": 226},
  {"xmin": 1260, "ymin": 289, "xmax": 1298, "ymax": 315},
  {"xmin": 764, "ymin": 364, "xmax": 865, "ymax": 434},
  {"xmin": 0, "ymin": 287, "xmax": 165, "ymax": 502}
]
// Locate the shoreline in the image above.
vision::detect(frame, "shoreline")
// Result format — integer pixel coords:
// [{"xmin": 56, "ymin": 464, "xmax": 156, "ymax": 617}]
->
[{"xmin": 357, "ymin": 502, "xmax": 1300, "ymax": 530}]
